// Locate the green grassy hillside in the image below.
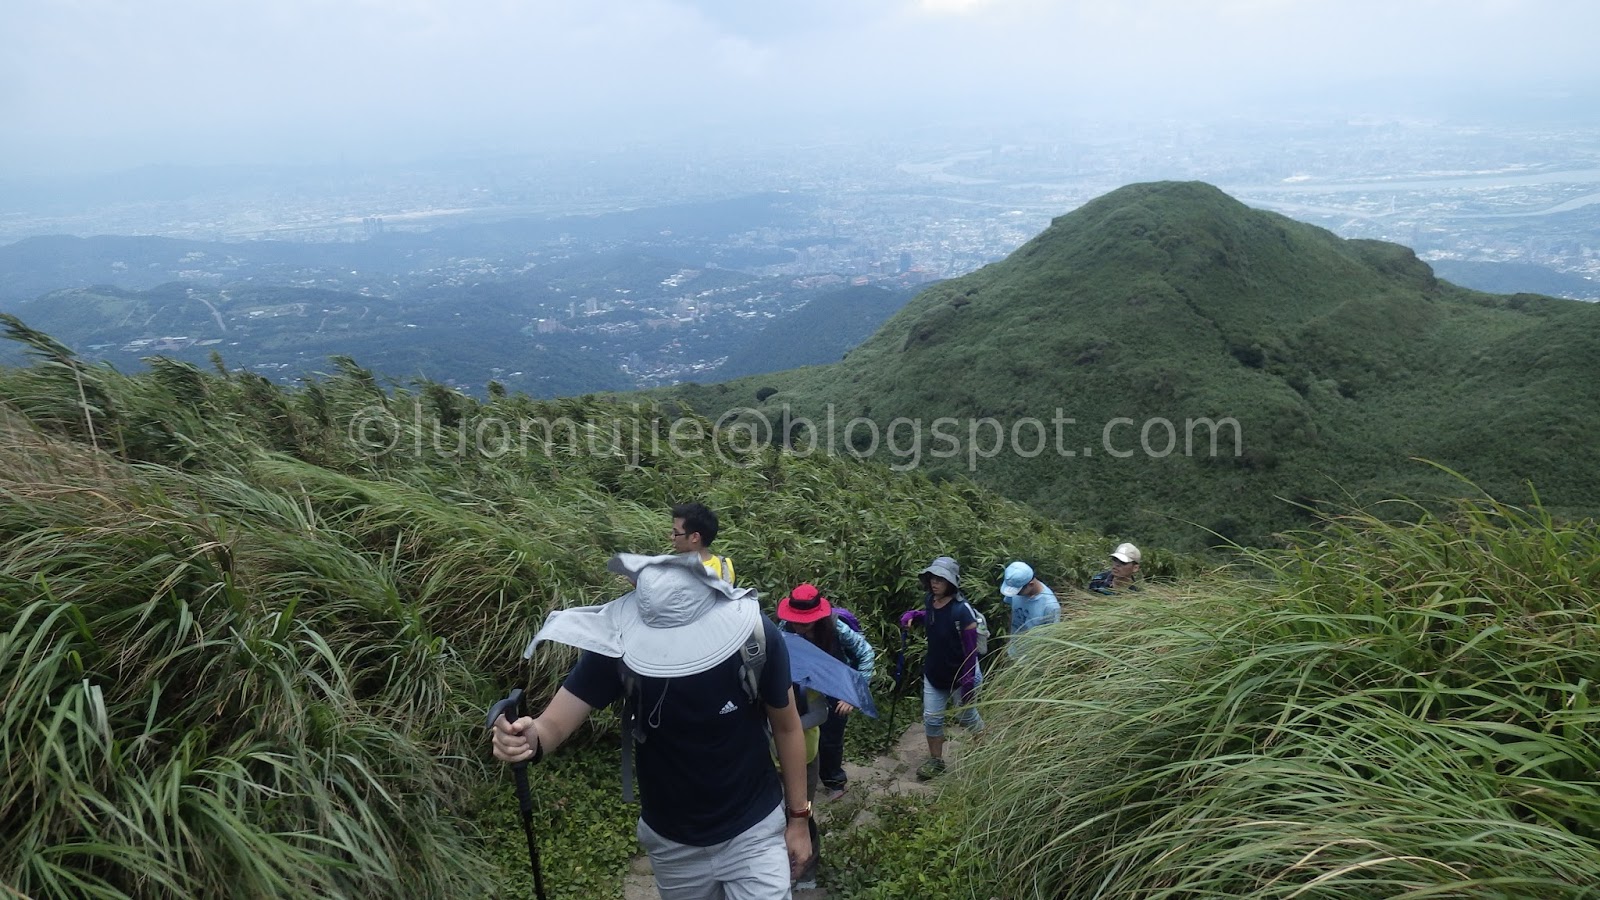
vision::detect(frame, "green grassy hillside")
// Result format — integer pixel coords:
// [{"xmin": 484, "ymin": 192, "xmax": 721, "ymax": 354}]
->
[
  {"xmin": 7, "ymin": 181, "xmax": 1600, "ymax": 897},
  {"xmin": 663, "ymin": 181, "xmax": 1600, "ymax": 551},
  {"xmin": 5, "ymin": 311, "xmax": 1597, "ymax": 898},
  {"xmin": 0, "ymin": 316, "xmax": 1151, "ymax": 899}
]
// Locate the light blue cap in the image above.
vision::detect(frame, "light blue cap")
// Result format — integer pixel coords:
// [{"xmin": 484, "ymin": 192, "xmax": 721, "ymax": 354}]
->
[{"xmin": 1000, "ymin": 561, "xmax": 1034, "ymax": 597}]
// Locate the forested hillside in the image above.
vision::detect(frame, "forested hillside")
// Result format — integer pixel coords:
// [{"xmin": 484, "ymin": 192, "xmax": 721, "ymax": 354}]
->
[{"xmin": 666, "ymin": 181, "xmax": 1600, "ymax": 551}]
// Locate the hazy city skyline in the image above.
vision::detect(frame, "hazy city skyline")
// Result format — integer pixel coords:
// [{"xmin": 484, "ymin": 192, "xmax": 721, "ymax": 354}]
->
[{"xmin": 6, "ymin": 0, "xmax": 1599, "ymax": 175}]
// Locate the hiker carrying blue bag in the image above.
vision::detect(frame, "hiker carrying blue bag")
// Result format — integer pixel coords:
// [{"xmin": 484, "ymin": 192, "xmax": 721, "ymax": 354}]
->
[
  {"xmin": 897, "ymin": 556, "xmax": 984, "ymax": 781},
  {"xmin": 776, "ymin": 583, "xmax": 875, "ymax": 801}
]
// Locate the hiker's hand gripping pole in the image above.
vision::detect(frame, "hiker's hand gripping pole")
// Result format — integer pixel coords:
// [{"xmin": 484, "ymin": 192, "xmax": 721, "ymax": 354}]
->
[{"xmin": 488, "ymin": 687, "xmax": 547, "ymax": 900}]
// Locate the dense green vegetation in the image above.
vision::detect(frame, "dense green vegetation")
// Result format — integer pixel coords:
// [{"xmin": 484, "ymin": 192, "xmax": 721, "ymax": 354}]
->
[
  {"xmin": 935, "ymin": 492, "xmax": 1600, "ymax": 898},
  {"xmin": 664, "ymin": 181, "xmax": 1600, "ymax": 552},
  {"xmin": 0, "ymin": 316, "xmax": 1135, "ymax": 899}
]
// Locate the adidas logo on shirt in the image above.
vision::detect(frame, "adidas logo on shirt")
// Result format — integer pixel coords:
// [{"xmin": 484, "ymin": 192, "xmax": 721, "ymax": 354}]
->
[{"xmin": 717, "ymin": 700, "xmax": 739, "ymax": 715}]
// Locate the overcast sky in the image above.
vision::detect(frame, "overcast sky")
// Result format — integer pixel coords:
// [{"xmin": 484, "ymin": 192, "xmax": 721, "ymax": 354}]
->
[{"xmin": 4, "ymin": 0, "xmax": 1597, "ymax": 174}]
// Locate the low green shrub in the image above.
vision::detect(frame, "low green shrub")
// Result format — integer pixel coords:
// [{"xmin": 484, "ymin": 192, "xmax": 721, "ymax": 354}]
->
[
  {"xmin": 471, "ymin": 739, "xmax": 638, "ymax": 900},
  {"xmin": 822, "ymin": 793, "xmax": 991, "ymax": 899}
]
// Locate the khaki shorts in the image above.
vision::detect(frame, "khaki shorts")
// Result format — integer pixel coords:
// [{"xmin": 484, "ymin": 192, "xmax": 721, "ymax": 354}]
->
[{"xmin": 636, "ymin": 804, "xmax": 790, "ymax": 900}]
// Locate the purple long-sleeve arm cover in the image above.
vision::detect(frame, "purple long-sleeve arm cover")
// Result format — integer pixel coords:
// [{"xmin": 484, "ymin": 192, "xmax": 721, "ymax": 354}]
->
[{"xmin": 957, "ymin": 625, "xmax": 979, "ymax": 692}]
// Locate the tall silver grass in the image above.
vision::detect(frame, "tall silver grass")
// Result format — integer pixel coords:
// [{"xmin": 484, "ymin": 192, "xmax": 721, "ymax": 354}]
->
[{"xmin": 956, "ymin": 496, "xmax": 1600, "ymax": 898}]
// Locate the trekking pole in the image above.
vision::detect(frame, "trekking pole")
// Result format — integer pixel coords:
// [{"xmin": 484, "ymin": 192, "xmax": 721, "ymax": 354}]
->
[
  {"xmin": 487, "ymin": 687, "xmax": 548, "ymax": 900},
  {"xmin": 886, "ymin": 627, "xmax": 907, "ymax": 749}
]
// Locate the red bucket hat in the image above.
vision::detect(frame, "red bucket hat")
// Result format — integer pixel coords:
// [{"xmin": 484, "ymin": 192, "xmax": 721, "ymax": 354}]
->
[{"xmin": 777, "ymin": 582, "xmax": 832, "ymax": 624}]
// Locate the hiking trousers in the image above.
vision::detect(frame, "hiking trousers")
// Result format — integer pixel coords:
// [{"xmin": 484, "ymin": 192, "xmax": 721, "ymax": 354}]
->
[
  {"xmin": 636, "ymin": 803, "xmax": 791, "ymax": 900},
  {"xmin": 817, "ymin": 706, "xmax": 848, "ymax": 790},
  {"xmin": 922, "ymin": 675, "xmax": 983, "ymax": 739}
]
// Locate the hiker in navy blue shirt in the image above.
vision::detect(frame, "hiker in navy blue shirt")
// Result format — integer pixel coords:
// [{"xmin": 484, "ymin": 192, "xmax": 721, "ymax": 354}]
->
[
  {"xmin": 1088, "ymin": 542, "xmax": 1142, "ymax": 595},
  {"xmin": 492, "ymin": 553, "xmax": 813, "ymax": 898},
  {"xmin": 898, "ymin": 556, "xmax": 983, "ymax": 780}
]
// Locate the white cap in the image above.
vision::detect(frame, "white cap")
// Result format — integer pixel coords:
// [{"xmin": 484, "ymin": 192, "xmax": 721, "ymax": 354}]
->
[{"xmin": 1111, "ymin": 542, "xmax": 1141, "ymax": 564}]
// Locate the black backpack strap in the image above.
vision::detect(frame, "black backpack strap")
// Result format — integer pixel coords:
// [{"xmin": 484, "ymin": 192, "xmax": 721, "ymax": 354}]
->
[
  {"xmin": 619, "ymin": 624, "xmax": 765, "ymax": 803},
  {"xmin": 619, "ymin": 661, "xmax": 643, "ymax": 803}
]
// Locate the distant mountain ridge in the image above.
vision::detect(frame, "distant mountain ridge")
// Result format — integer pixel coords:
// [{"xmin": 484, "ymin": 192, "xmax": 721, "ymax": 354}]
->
[
  {"xmin": 0, "ymin": 194, "xmax": 807, "ymax": 303},
  {"xmin": 714, "ymin": 284, "xmax": 917, "ymax": 380},
  {"xmin": 0, "ymin": 193, "xmax": 898, "ymax": 395},
  {"xmin": 664, "ymin": 181, "xmax": 1600, "ymax": 550},
  {"xmin": 1428, "ymin": 258, "xmax": 1599, "ymax": 301},
  {"xmin": 0, "ymin": 264, "xmax": 915, "ymax": 400}
]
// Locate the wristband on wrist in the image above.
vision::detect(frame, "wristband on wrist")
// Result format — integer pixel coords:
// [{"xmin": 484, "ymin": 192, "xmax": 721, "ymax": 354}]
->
[{"xmin": 786, "ymin": 801, "xmax": 812, "ymax": 819}]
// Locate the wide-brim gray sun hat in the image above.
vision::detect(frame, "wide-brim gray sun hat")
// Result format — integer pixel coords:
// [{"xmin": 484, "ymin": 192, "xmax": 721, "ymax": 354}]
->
[
  {"xmin": 526, "ymin": 552, "xmax": 760, "ymax": 678},
  {"xmin": 919, "ymin": 556, "xmax": 961, "ymax": 586}
]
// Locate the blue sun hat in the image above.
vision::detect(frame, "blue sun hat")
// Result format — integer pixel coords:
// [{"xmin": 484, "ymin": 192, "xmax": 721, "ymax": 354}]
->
[{"xmin": 999, "ymin": 561, "xmax": 1034, "ymax": 597}]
